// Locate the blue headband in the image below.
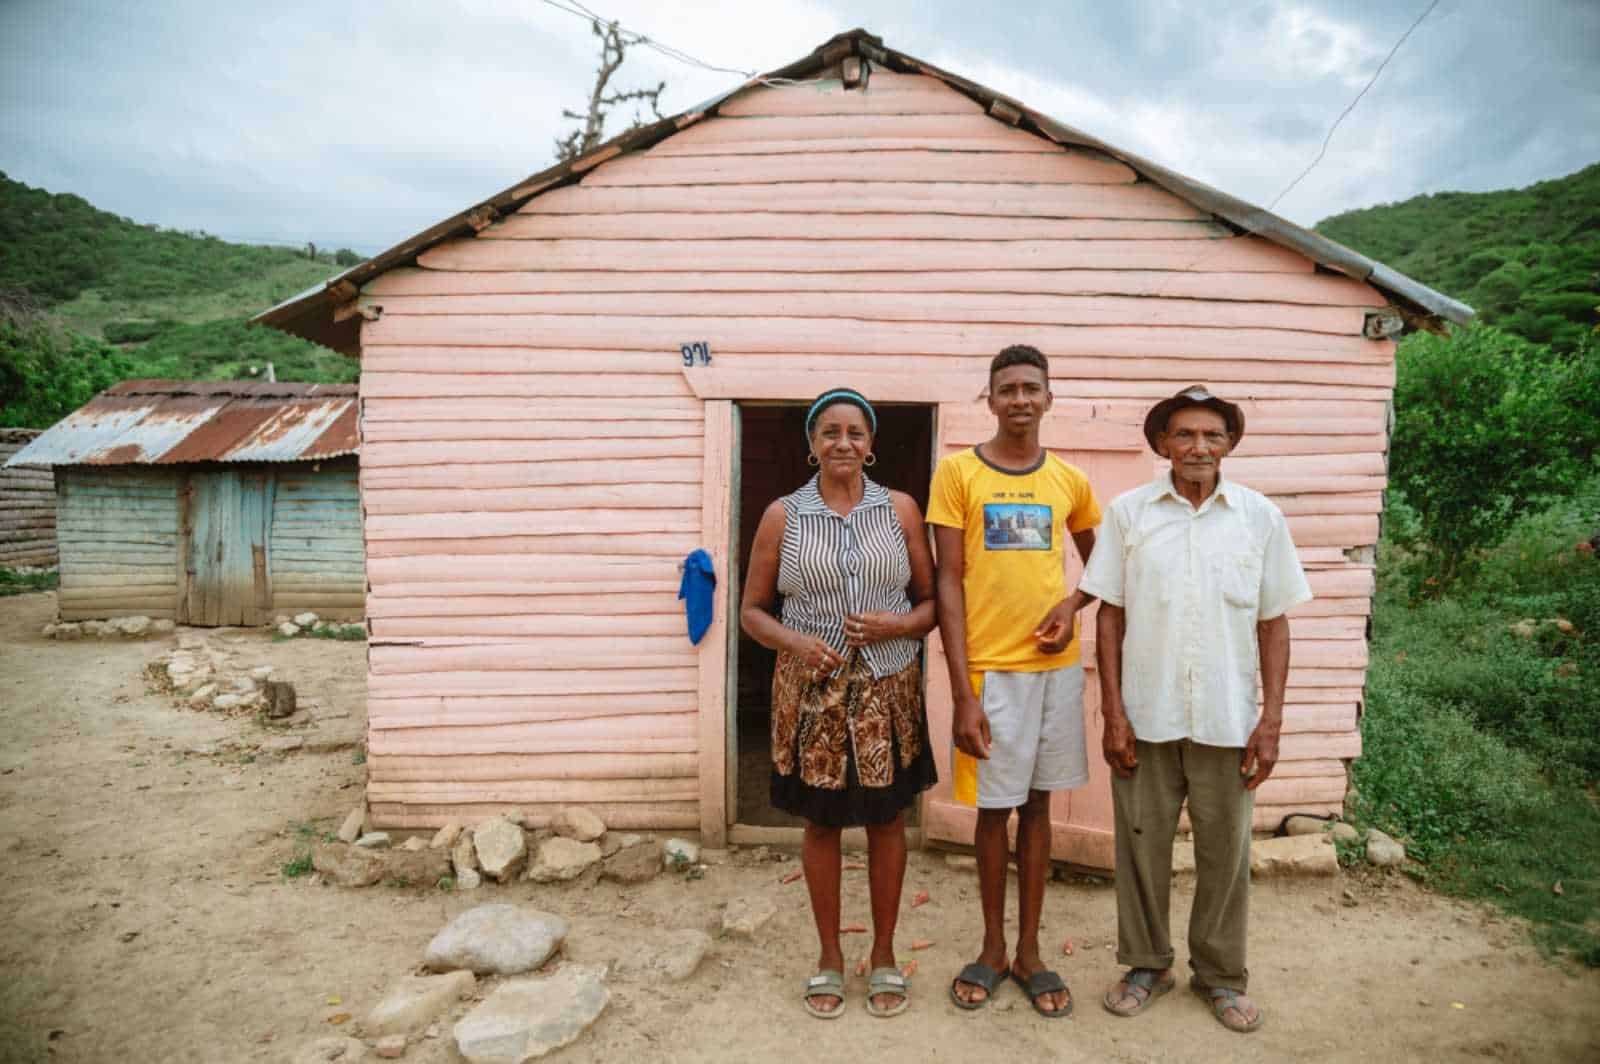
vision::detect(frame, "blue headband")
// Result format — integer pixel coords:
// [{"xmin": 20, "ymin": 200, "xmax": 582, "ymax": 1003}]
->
[{"xmin": 805, "ymin": 389, "xmax": 876, "ymax": 438}]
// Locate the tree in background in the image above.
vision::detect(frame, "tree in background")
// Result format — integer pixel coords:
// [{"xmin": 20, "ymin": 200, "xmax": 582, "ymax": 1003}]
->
[
  {"xmin": 1387, "ymin": 324, "xmax": 1599, "ymax": 593},
  {"xmin": 553, "ymin": 19, "xmax": 665, "ymax": 163},
  {"xmin": 0, "ymin": 288, "xmax": 131, "ymax": 428}
]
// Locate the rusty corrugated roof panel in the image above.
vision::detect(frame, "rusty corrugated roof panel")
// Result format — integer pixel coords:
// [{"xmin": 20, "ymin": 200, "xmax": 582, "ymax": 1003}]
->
[
  {"xmin": 3, "ymin": 380, "xmax": 359, "ymax": 467},
  {"xmin": 253, "ymin": 28, "xmax": 1471, "ymax": 354}
]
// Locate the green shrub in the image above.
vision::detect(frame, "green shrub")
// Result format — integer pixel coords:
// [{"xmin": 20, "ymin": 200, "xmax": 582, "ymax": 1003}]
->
[
  {"xmin": 0, "ymin": 567, "xmax": 58, "ymax": 596},
  {"xmin": 102, "ymin": 319, "xmax": 174, "ymax": 343},
  {"xmin": 0, "ymin": 302, "xmax": 133, "ymax": 428}
]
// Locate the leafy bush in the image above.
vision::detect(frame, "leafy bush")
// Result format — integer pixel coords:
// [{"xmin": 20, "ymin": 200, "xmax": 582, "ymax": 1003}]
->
[
  {"xmin": 0, "ymin": 567, "xmax": 58, "ymax": 596},
  {"xmin": 102, "ymin": 319, "xmax": 175, "ymax": 344},
  {"xmin": 0, "ymin": 298, "xmax": 133, "ymax": 428},
  {"xmin": 1388, "ymin": 325, "xmax": 1596, "ymax": 591}
]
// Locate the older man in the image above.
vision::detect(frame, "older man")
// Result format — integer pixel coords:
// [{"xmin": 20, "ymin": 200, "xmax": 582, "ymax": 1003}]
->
[{"xmin": 1077, "ymin": 385, "xmax": 1311, "ymax": 1034}]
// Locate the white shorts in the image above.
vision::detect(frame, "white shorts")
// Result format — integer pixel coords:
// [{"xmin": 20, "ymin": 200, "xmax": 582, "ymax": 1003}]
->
[{"xmin": 962, "ymin": 665, "xmax": 1089, "ymax": 810}]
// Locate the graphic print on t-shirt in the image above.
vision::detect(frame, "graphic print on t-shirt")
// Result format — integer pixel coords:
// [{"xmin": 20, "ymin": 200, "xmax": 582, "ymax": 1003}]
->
[{"xmin": 983, "ymin": 502, "xmax": 1052, "ymax": 551}]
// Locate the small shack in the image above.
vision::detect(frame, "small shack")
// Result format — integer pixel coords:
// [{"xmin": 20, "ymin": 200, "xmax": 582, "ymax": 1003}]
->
[
  {"xmin": 1, "ymin": 428, "xmax": 56, "ymax": 568},
  {"xmin": 256, "ymin": 30, "xmax": 1471, "ymax": 858},
  {"xmin": 4, "ymin": 380, "xmax": 362, "ymax": 625}
]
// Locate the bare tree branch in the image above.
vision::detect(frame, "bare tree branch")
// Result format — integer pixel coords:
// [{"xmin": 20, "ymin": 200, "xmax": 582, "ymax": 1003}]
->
[{"xmin": 553, "ymin": 19, "xmax": 666, "ymax": 163}]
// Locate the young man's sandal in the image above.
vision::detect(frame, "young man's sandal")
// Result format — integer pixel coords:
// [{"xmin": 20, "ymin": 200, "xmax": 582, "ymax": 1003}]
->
[
  {"xmin": 865, "ymin": 967, "xmax": 910, "ymax": 1018},
  {"xmin": 1009, "ymin": 968, "xmax": 1073, "ymax": 1018},
  {"xmin": 1191, "ymin": 976, "xmax": 1263, "ymax": 1033},
  {"xmin": 1102, "ymin": 968, "xmax": 1176, "ymax": 1017},
  {"xmin": 802, "ymin": 970, "xmax": 846, "ymax": 1019},
  {"xmin": 949, "ymin": 962, "xmax": 1004, "ymax": 1011}
]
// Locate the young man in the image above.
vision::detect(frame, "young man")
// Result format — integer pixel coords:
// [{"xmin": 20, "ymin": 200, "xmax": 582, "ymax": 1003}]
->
[
  {"xmin": 927, "ymin": 345, "xmax": 1102, "ymax": 1018},
  {"xmin": 1079, "ymin": 385, "xmax": 1311, "ymax": 1034}
]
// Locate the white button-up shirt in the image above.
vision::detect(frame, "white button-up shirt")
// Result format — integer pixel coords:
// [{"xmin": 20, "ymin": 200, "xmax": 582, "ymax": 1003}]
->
[{"xmin": 1079, "ymin": 474, "xmax": 1313, "ymax": 748}]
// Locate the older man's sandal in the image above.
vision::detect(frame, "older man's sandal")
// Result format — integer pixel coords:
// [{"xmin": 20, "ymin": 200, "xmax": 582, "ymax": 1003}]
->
[
  {"xmin": 1191, "ymin": 976, "xmax": 1263, "ymax": 1033},
  {"xmin": 1102, "ymin": 968, "xmax": 1176, "ymax": 1017},
  {"xmin": 949, "ymin": 962, "xmax": 1004, "ymax": 1010}
]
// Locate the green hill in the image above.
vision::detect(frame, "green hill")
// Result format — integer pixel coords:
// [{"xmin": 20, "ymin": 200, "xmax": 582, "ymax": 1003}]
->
[
  {"xmin": 1315, "ymin": 163, "xmax": 1600, "ymax": 350},
  {"xmin": 0, "ymin": 172, "xmax": 359, "ymax": 428}
]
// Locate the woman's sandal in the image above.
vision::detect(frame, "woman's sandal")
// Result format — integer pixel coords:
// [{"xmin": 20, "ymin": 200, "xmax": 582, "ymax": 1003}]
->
[
  {"xmin": 1102, "ymin": 968, "xmax": 1176, "ymax": 1017},
  {"xmin": 948, "ymin": 962, "xmax": 1004, "ymax": 1011},
  {"xmin": 1190, "ymin": 976, "xmax": 1264, "ymax": 1033},
  {"xmin": 1009, "ymin": 968, "xmax": 1073, "ymax": 1018},
  {"xmin": 865, "ymin": 967, "xmax": 910, "ymax": 1018},
  {"xmin": 802, "ymin": 970, "xmax": 846, "ymax": 1019}
]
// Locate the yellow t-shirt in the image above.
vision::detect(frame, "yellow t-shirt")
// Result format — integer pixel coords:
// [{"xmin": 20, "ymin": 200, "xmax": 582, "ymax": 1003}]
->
[{"xmin": 926, "ymin": 446, "xmax": 1102, "ymax": 671}]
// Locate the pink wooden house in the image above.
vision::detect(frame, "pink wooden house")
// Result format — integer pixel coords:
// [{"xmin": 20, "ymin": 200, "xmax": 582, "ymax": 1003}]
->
[{"xmin": 258, "ymin": 30, "xmax": 1471, "ymax": 864}]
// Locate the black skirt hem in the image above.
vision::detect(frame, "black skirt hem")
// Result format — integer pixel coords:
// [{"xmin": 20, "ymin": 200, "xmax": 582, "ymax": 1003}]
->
[{"xmin": 771, "ymin": 751, "xmax": 938, "ymax": 828}]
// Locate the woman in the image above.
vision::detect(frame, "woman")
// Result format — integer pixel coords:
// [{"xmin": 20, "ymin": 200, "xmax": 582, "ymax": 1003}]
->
[{"xmin": 740, "ymin": 388, "xmax": 939, "ymax": 1019}]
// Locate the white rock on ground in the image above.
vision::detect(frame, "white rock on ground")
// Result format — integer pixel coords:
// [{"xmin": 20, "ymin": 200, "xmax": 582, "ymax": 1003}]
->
[
  {"xmin": 453, "ymin": 965, "xmax": 608, "ymax": 1064},
  {"xmin": 232, "ymin": 675, "xmax": 257, "ymax": 693},
  {"xmin": 662, "ymin": 838, "xmax": 700, "ymax": 870},
  {"xmin": 365, "ymin": 970, "xmax": 476, "ymax": 1037},
  {"xmin": 251, "ymin": 664, "xmax": 274, "ymax": 680},
  {"xmin": 212, "ymin": 693, "xmax": 243, "ymax": 711},
  {"xmin": 293, "ymin": 611, "xmax": 320, "ymax": 627},
  {"xmin": 278, "ymin": 622, "xmax": 300, "ymax": 638},
  {"xmin": 451, "ymin": 832, "xmax": 479, "ymax": 876},
  {"xmin": 1283, "ymin": 815, "xmax": 1334, "ymax": 837},
  {"xmin": 527, "ymin": 837, "xmax": 602, "ymax": 883},
  {"xmin": 431, "ymin": 822, "xmax": 463, "ymax": 850},
  {"xmin": 456, "ymin": 867, "xmax": 482, "ymax": 890},
  {"xmin": 1250, "ymin": 834, "xmax": 1338, "ymax": 878},
  {"xmin": 721, "ymin": 894, "xmax": 778, "ymax": 938},
  {"xmin": 337, "ymin": 806, "xmax": 365, "ymax": 844},
  {"xmin": 1366, "ymin": 829, "xmax": 1407, "ymax": 867},
  {"xmin": 187, "ymin": 684, "xmax": 218, "ymax": 709},
  {"xmin": 423, "ymin": 904, "xmax": 569, "ymax": 976},
  {"xmin": 151, "ymin": 619, "xmax": 176, "ymax": 634},
  {"xmin": 614, "ymin": 929, "xmax": 712, "ymax": 983},
  {"xmin": 549, "ymin": 806, "xmax": 606, "ymax": 842},
  {"xmin": 112, "ymin": 615, "xmax": 151, "ymax": 637},
  {"xmin": 355, "ymin": 832, "xmax": 392, "ymax": 849},
  {"xmin": 291, "ymin": 1035, "xmax": 370, "ymax": 1063},
  {"xmin": 472, "ymin": 817, "xmax": 528, "ymax": 882}
]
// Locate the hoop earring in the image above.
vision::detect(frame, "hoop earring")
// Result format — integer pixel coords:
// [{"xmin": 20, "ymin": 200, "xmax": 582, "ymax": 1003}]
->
[
  {"xmin": 807, "ymin": 453, "xmax": 820, "ymax": 467},
  {"xmin": 863, "ymin": 453, "xmax": 877, "ymax": 467}
]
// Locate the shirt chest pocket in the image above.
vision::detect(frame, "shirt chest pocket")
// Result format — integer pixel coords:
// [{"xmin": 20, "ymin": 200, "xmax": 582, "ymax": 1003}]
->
[{"xmin": 1213, "ymin": 550, "xmax": 1263, "ymax": 611}]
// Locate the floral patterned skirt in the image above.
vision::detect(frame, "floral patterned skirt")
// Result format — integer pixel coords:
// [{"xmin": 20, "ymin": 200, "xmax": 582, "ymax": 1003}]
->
[{"xmin": 770, "ymin": 649, "xmax": 937, "ymax": 827}]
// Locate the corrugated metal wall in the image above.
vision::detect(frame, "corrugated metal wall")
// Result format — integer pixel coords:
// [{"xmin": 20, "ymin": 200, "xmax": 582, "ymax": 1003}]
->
[
  {"xmin": 270, "ymin": 460, "xmax": 365, "ymax": 620},
  {"xmin": 0, "ymin": 429, "xmax": 56, "ymax": 568},
  {"xmin": 354, "ymin": 69, "xmax": 1389, "ymax": 831},
  {"xmin": 57, "ymin": 467, "xmax": 180, "ymax": 620}
]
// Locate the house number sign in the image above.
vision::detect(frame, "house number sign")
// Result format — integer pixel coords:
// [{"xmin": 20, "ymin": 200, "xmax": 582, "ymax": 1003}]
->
[{"xmin": 680, "ymin": 342, "xmax": 712, "ymax": 367}]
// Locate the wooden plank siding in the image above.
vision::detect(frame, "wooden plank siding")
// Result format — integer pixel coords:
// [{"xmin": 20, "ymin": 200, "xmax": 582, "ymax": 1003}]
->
[
  {"xmin": 355, "ymin": 69, "xmax": 1387, "ymax": 830},
  {"xmin": 0, "ymin": 430, "xmax": 57, "ymax": 568},
  {"xmin": 270, "ymin": 460, "xmax": 365, "ymax": 620},
  {"xmin": 56, "ymin": 468, "xmax": 180, "ymax": 620}
]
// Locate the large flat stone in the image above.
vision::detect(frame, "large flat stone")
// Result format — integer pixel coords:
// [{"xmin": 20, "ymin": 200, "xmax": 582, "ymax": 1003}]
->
[
  {"xmin": 424, "ymin": 904, "xmax": 569, "ymax": 976},
  {"xmin": 453, "ymin": 965, "xmax": 608, "ymax": 1063},
  {"xmin": 600, "ymin": 839, "xmax": 661, "ymax": 884},
  {"xmin": 365, "ymin": 970, "xmax": 476, "ymax": 1037},
  {"xmin": 614, "ymin": 929, "xmax": 712, "ymax": 984},
  {"xmin": 527, "ymin": 837, "xmax": 601, "ymax": 883},
  {"xmin": 311, "ymin": 843, "xmax": 385, "ymax": 888},
  {"xmin": 1251, "ymin": 833, "xmax": 1338, "ymax": 878}
]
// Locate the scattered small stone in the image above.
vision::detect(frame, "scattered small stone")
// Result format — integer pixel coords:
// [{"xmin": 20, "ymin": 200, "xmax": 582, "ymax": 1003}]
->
[
  {"xmin": 599, "ymin": 832, "xmax": 642, "ymax": 859},
  {"xmin": 453, "ymin": 965, "xmax": 608, "ymax": 1064},
  {"xmin": 1282, "ymin": 815, "xmax": 1333, "ymax": 837},
  {"xmin": 663, "ymin": 838, "xmax": 700, "ymax": 870},
  {"xmin": 615, "ymin": 929, "xmax": 712, "ymax": 983},
  {"xmin": 424, "ymin": 904, "xmax": 569, "ymax": 976},
  {"xmin": 1342, "ymin": 888, "xmax": 1360, "ymax": 908},
  {"xmin": 187, "ymin": 684, "xmax": 218, "ymax": 709},
  {"xmin": 356, "ymin": 832, "xmax": 392, "ymax": 850},
  {"xmin": 401, "ymin": 836, "xmax": 428, "ymax": 853},
  {"xmin": 451, "ymin": 832, "xmax": 479, "ymax": 878},
  {"xmin": 112, "ymin": 615, "xmax": 151, "ymax": 637},
  {"xmin": 51, "ymin": 622, "xmax": 83, "ymax": 640},
  {"xmin": 1366, "ymin": 829, "xmax": 1407, "ymax": 868},
  {"xmin": 1331, "ymin": 822, "xmax": 1360, "ymax": 844},
  {"xmin": 472, "ymin": 818, "xmax": 528, "ymax": 882},
  {"xmin": 528, "ymin": 837, "xmax": 602, "ymax": 883},
  {"xmin": 312, "ymin": 842, "xmax": 386, "ymax": 888},
  {"xmin": 456, "ymin": 868, "xmax": 482, "ymax": 890},
  {"xmin": 294, "ymin": 612, "xmax": 320, "ymax": 628},
  {"xmin": 366, "ymin": 970, "xmax": 475, "ymax": 1037},
  {"xmin": 721, "ymin": 894, "xmax": 778, "ymax": 938},
  {"xmin": 550, "ymin": 806, "xmax": 606, "ymax": 842},
  {"xmin": 374, "ymin": 1034, "xmax": 406, "ymax": 1059},
  {"xmin": 431, "ymin": 822, "xmax": 463, "ymax": 850},
  {"xmin": 337, "ymin": 806, "xmax": 366, "ymax": 844},
  {"xmin": 600, "ymin": 839, "xmax": 661, "ymax": 884},
  {"xmin": 151, "ymin": 619, "xmax": 176, "ymax": 635},
  {"xmin": 263, "ymin": 736, "xmax": 304, "ymax": 754},
  {"xmin": 233, "ymin": 675, "xmax": 257, "ymax": 693},
  {"xmin": 291, "ymin": 1036, "xmax": 369, "ymax": 1063},
  {"xmin": 278, "ymin": 622, "xmax": 300, "ymax": 638},
  {"xmin": 213, "ymin": 693, "xmax": 244, "ymax": 711}
]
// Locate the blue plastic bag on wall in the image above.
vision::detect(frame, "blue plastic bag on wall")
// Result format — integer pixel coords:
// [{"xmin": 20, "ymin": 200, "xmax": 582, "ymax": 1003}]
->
[{"xmin": 678, "ymin": 548, "xmax": 717, "ymax": 645}]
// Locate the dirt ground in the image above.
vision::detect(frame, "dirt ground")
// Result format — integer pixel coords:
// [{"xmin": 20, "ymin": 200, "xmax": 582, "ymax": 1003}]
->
[{"xmin": 1, "ymin": 590, "xmax": 1597, "ymax": 1064}]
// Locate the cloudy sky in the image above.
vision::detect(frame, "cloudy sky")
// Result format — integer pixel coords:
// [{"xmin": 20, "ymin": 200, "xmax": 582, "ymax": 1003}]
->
[{"xmin": 3, "ymin": 0, "xmax": 1597, "ymax": 253}]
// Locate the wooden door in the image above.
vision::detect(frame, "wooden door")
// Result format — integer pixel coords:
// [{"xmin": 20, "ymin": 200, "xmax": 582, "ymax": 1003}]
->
[
  {"xmin": 180, "ymin": 469, "xmax": 273, "ymax": 626},
  {"xmin": 922, "ymin": 403, "xmax": 1150, "ymax": 871}
]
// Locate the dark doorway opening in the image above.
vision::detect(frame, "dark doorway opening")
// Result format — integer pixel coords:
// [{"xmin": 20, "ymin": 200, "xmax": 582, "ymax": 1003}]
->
[{"xmin": 733, "ymin": 402, "xmax": 935, "ymax": 827}]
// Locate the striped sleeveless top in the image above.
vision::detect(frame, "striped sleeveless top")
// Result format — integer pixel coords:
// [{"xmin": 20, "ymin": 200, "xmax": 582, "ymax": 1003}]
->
[{"xmin": 777, "ymin": 474, "xmax": 919, "ymax": 679}]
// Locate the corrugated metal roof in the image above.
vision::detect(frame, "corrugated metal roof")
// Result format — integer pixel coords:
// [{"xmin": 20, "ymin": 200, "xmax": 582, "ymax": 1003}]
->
[
  {"xmin": 3, "ymin": 380, "xmax": 359, "ymax": 467},
  {"xmin": 253, "ymin": 29, "xmax": 1472, "ymax": 354}
]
